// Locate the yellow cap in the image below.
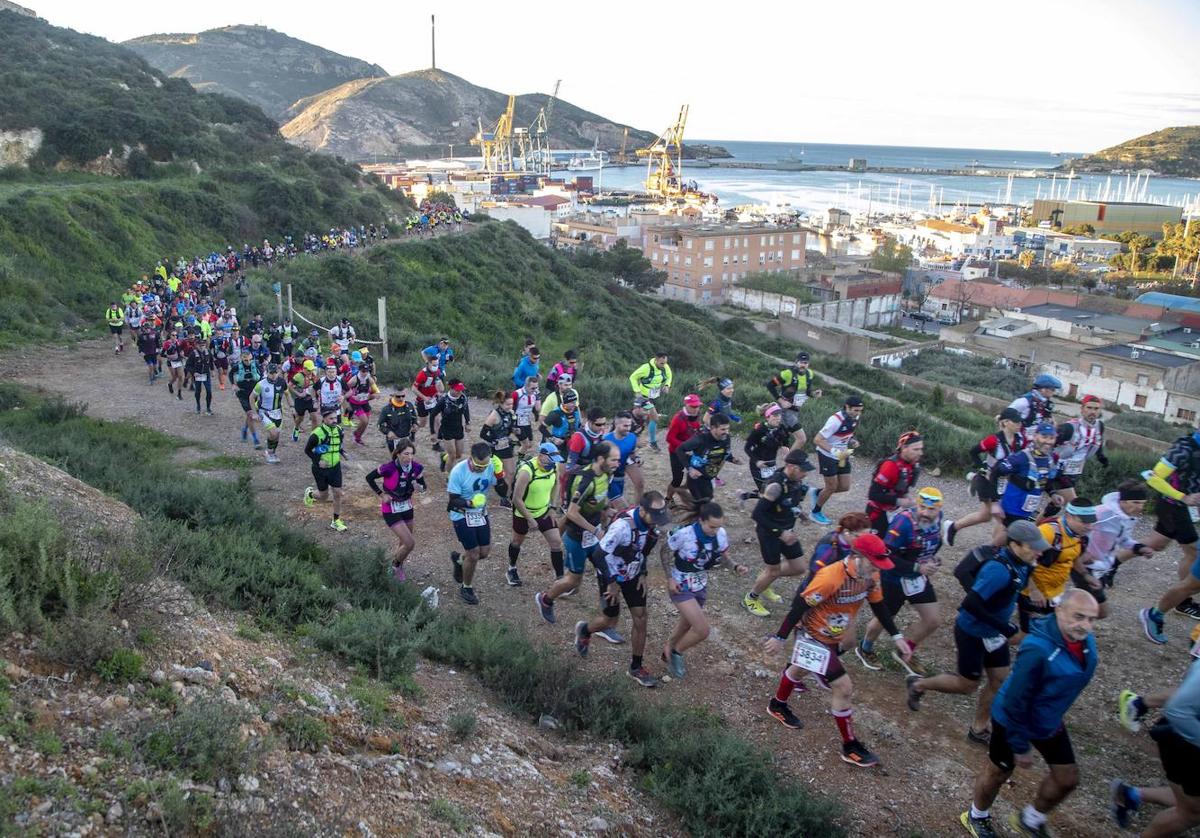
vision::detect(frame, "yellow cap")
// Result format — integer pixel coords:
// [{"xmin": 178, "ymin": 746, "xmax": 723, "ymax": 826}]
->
[
  {"xmin": 303, "ymin": 360, "xmax": 315, "ymax": 371},
  {"xmin": 917, "ymin": 487, "xmax": 944, "ymax": 506}
]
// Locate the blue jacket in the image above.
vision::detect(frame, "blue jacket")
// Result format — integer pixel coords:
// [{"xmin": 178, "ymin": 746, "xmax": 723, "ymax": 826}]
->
[
  {"xmin": 512, "ymin": 355, "xmax": 541, "ymax": 390},
  {"xmin": 992, "ymin": 615, "xmax": 1097, "ymax": 754}
]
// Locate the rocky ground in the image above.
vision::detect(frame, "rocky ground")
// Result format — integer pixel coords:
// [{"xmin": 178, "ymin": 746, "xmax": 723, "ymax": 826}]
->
[{"xmin": 3, "ymin": 340, "xmax": 1196, "ymax": 837}]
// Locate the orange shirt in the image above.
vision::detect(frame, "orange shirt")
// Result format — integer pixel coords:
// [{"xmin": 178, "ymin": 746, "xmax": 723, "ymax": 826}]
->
[{"xmin": 799, "ymin": 559, "xmax": 882, "ymax": 643}]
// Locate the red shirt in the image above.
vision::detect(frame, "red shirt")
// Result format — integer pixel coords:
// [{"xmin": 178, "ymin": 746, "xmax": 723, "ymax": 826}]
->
[
  {"xmin": 413, "ymin": 368, "xmax": 443, "ymax": 399},
  {"xmin": 1065, "ymin": 638, "xmax": 1085, "ymax": 663},
  {"xmin": 666, "ymin": 410, "xmax": 702, "ymax": 453}
]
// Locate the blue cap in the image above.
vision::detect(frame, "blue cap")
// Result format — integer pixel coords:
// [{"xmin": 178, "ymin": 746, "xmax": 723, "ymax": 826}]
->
[
  {"xmin": 538, "ymin": 442, "xmax": 564, "ymax": 463},
  {"xmin": 1033, "ymin": 373, "xmax": 1062, "ymax": 390},
  {"xmin": 1035, "ymin": 421, "xmax": 1057, "ymax": 435},
  {"xmin": 351, "ymin": 351, "xmax": 363, "ymax": 362}
]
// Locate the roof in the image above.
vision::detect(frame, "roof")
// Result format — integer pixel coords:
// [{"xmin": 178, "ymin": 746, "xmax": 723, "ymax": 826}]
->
[
  {"xmin": 917, "ymin": 219, "xmax": 975, "ymax": 235},
  {"xmin": 515, "ymin": 195, "xmax": 571, "ymax": 208},
  {"xmin": 1018, "ymin": 303, "xmax": 1156, "ymax": 334},
  {"xmin": 1086, "ymin": 344, "xmax": 1196, "ymax": 368},
  {"xmin": 1136, "ymin": 292, "xmax": 1200, "ymax": 314}
]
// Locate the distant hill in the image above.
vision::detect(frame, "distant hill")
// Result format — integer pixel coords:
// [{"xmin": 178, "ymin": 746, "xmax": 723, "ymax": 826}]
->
[
  {"xmin": 1064, "ymin": 126, "xmax": 1200, "ymax": 177},
  {"xmin": 0, "ymin": 1, "xmax": 36, "ymax": 17},
  {"xmin": 124, "ymin": 25, "xmax": 388, "ymax": 120},
  {"xmin": 280, "ymin": 68, "xmax": 728, "ymax": 161}
]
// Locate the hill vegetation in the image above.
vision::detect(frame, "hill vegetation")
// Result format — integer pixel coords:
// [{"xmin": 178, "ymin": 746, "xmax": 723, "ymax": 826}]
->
[{"xmin": 1065, "ymin": 125, "xmax": 1200, "ymax": 178}]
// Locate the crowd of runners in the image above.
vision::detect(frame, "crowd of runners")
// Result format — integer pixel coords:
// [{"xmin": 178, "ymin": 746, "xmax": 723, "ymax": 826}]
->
[{"xmin": 104, "ymin": 252, "xmax": 1200, "ymax": 836}]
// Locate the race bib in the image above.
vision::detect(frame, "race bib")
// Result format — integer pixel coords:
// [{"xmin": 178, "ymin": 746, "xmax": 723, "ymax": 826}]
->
[
  {"xmin": 581, "ymin": 531, "xmax": 599, "ymax": 548},
  {"xmin": 388, "ymin": 499, "xmax": 412, "ymax": 514},
  {"xmin": 996, "ymin": 477, "xmax": 1008, "ymax": 494},
  {"xmin": 1190, "ymin": 633, "xmax": 1200, "ymax": 659},
  {"xmin": 983, "ymin": 635, "xmax": 1006, "ymax": 653},
  {"xmin": 790, "ymin": 636, "xmax": 831, "ymax": 675},
  {"xmin": 170, "ymin": 361, "xmax": 184, "ymax": 369},
  {"xmin": 517, "ymin": 413, "xmax": 532, "ymax": 426},
  {"xmin": 423, "ymin": 397, "xmax": 437, "ymax": 409},
  {"xmin": 494, "ymin": 438, "xmax": 512, "ymax": 451},
  {"xmin": 901, "ymin": 575, "xmax": 927, "ymax": 597},
  {"xmin": 1189, "ymin": 506, "xmax": 1200, "ymax": 524},
  {"xmin": 1063, "ymin": 459, "xmax": 1084, "ymax": 476},
  {"xmin": 791, "ymin": 394, "xmax": 809, "ymax": 408},
  {"xmin": 647, "ymin": 387, "xmax": 662, "ymax": 399},
  {"xmin": 756, "ymin": 460, "xmax": 776, "ymax": 479},
  {"xmin": 1022, "ymin": 493, "xmax": 1042, "ymax": 514},
  {"xmin": 464, "ymin": 508, "xmax": 487, "ymax": 528},
  {"xmin": 193, "ymin": 373, "xmax": 208, "ymax": 382},
  {"xmin": 675, "ymin": 570, "xmax": 709, "ymax": 593}
]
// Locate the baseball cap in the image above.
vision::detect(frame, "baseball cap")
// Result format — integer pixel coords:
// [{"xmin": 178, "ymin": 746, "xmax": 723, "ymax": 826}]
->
[
  {"xmin": 1034, "ymin": 421, "xmax": 1056, "ymax": 436},
  {"xmin": 538, "ymin": 442, "xmax": 564, "ymax": 463},
  {"xmin": 351, "ymin": 351, "xmax": 363, "ymax": 362},
  {"xmin": 451, "ymin": 381, "xmax": 466, "ymax": 392},
  {"xmin": 998, "ymin": 407, "xmax": 1022, "ymax": 423},
  {"xmin": 562, "ymin": 388, "xmax": 579, "ymax": 404},
  {"xmin": 796, "ymin": 352, "xmax": 810, "ymax": 362},
  {"xmin": 852, "ymin": 534, "xmax": 893, "ymax": 570},
  {"xmin": 718, "ymin": 378, "xmax": 733, "ymax": 390},
  {"xmin": 683, "ymin": 394, "xmax": 703, "ymax": 407},
  {"xmin": 784, "ymin": 449, "xmax": 815, "ymax": 471},
  {"xmin": 267, "ymin": 363, "xmax": 279, "ymax": 373},
  {"xmin": 844, "ymin": 394, "xmax": 864, "ymax": 407},
  {"xmin": 303, "ymin": 360, "xmax": 315, "ymax": 371},
  {"xmin": 320, "ymin": 405, "xmax": 340, "ymax": 416},
  {"xmin": 1006, "ymin": 519, "xmax": 1052, "ymax": 552},
  {"xmin": 916, "ymin": 487, "xmax": 943, "ymax": 507},
  {"xmin": 1080, "ymin": 394, "xmax": 1101, "ymax": 406}
]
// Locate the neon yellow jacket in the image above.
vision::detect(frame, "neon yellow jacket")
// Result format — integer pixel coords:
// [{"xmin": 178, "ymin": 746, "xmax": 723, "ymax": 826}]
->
[{"xmin": 629, "ymin": 359, "xmax": 673, "ymax": 397}]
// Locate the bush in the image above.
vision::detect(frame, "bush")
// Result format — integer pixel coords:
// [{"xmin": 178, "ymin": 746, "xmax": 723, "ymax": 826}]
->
[
  {"xmin": 138, "ymin": 700, "xmax": 265, "ymax": 783},
  {"xmin": 1106, "ymin": 410, "xmax": 1187, "ymax": 444},
  {"xmin": 311, "ymin": 607, "xmax": 429, "ymax": 681},
  {"xmin": 277, "ymin": 712, "xmax": 330, "ymax": 753},
  {"xmin": 898, "ymin": 350, "xmax": 1029, "ymax": 400},
  {"xmin": 95, "ymin": 648, "xmax": 143, "ymax": 683},
  {"xmin": 447, "ymin": 711, "xmax": 477, "ymax": 742}
]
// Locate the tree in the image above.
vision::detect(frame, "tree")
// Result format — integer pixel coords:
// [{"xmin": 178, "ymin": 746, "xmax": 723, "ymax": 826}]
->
[
  {"xmin": 574, "ymin": 240, "xmax": 665, "ymax": 294},
  {"xmin": 1018, "ymin": 250, "xmax": 1036, "ymax": 269},
  {"xmin": 1059, "ymin": 223, "xmax": 1095, "ymax": 237},
  {"xmin": 871, "ymin": 237, "xmax": 914, "ymax": 272},
  {"xmin": 425, "ymin": 190, "xmax": 457, "ymax": 208}
]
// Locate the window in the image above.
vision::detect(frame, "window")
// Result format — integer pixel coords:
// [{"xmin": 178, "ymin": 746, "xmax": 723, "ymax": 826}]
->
[
  {"xmin": 1089, "ymin": 364, "xmax": 1103, "ymax": 376},
  {"xmin": 686, "ymin": 240, "xmax": 693, "ymax": 250},
  {"xmin": 791, "ymin": 249, "xmax": 801, "ymax": 260},
  {"xmin": 769, "ymin": 235, "xmax": 776, "ymax": 246},
  {"xmin": 722, "ymin": 255, "xmax": 729, "ymax": 266},
  {"xmin": 685, "ymin": 257, "xmax": 692, "ymax": 267},
  {"xmin": 705, "ymin": 240, "xmax": 714, "ymax": 251},
  {"xmin": 767, "ymin": 252, "xmax": 775, "ymax": 262},
  {"xmin": 673, "ymin": 254, "xmax": 679, "ymax": 264},
  {"xmin": 724, "ymin": 237, "xmax": 731, "ymax": 247},
  {"xmin": 1134, "ymin": 394, "xmax": 1148, "ymax": 408},
  {"xmin": 721, "ymin": 272, "xmax": 728, "ymax": 282},
  {"xmin": 1179, "ymin": 408, "xmax": 1197, "ymax": 422},
  {"xmin": 704, "ymin": 256, "xmax": 713, "ymax": 267},
  {"xmin": 743, "ymin": 237, "xmax": 750, "ymax": 247},
  {"xmin": 760, "ymin": 236, "xmax": 767, "ymax": 246},
  {"xmin": 759, "ymin": 254, "xmax": 766, "ymax": 265},
  {"xmin": 701, "ymin": 290, "xmax": 712, "ymax": 302},
  {"xmin": 701, "ymin": 275, "xmax": 712, "ymax": 285},
  {"xmin": 792, "ymin": 234, "xmax": 801, "ymax": 244},
  {"xmin": 1136, "ymin": 374, "xmax": 1150, "ymax": 386}
]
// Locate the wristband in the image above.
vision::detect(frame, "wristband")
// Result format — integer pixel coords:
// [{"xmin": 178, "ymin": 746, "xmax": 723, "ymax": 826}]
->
[{"xmin": 891, "ymin": 634, "xmax": 906, "ymax": 643}]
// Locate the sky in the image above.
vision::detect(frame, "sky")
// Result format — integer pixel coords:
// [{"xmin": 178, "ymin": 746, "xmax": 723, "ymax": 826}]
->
[{"xmin": 23, "ymin": 0, "xmax": 1200, "ymax": 152}]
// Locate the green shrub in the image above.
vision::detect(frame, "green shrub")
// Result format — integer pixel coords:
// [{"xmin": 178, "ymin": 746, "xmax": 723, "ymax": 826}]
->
[
  {"xmin": 1106, "ymin": 410, "xmax": 1187, "ymax": 444},
  {"xmin": 138, "ymin": 700, "xmax": 264, "ymax": 783},
  {"xmin": 447, "ymin": 711, "xmax": 477, "ymax": 742},
  {"xmin": 145, "ymin": 685, "xmax": 179, "ymax": 711},
  {"xmin": 569, "ymin": 769, "xmax": 591, "ymax": 789},
  {"xmin": 311, "ymin": 607, "xmax": 429, "ymax": 681},
  {"xmin": 898, "ymin": 350, "xmax": 1029, "ymax": 400},
  {"xmin": 95, "ymin": 648, "xmax": 143, "ymax": 683},
  {"xmin": 277, "ymin": 712, "xmax": 330, "ymax": 753},
  {"xmin": 32, "ymin": 730, "xmax": 63, "ymax": 756},
  {"xmin": 428, "ymin": 798, "xmax": 470, "ymax": 833}
]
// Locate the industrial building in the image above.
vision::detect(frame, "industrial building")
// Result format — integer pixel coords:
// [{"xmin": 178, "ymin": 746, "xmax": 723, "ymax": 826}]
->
[{"xmin": 1029, "ymin": 199, "xmax": 1181, "ymax": 236}]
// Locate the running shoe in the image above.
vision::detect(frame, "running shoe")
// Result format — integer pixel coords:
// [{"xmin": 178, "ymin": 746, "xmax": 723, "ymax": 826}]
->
[
  {"xmin": 1174, "ymin": 599, "xmax": 1200, "ymax": 620},
  {"xmin": 855, "ymin": 643, "xmax": 883, "ymax": 671},
  {"xmin": 499, "ymin": 497, "xmax": 513, "ymax": 509},
  {"xmin": 573, "ymin": 621, "xmax": 590, "ymax": 657},
  {"xmin": 303, "ymin": 487, "xmax": 315, "ymax": 507},
  {"xmin": 353, "ymin": 435, "xmax": 364, "ymax": 446},
  {"xmin": 1110, "ymin": 779, "xmax": 1140, "ymax": 830},
  {"xmin": 649, "ymin": 441, "xmax": 661, "ymax": 453},
  {"xmin": 169, "ymin": 381, "xmax": 175, "ymax": 394},
  {"xmin": 840, "ymin": 739, "xmax": 880, "ymax": 768},
  {"xmin": 451, "ymin": 551, "xmax": 463, "ymax": 584},
  {"xmin": 205, "ymin": 409, "xmax": 213, "ymax": 416},
  {"xmin": 811, "ymin": 510, "xmax": 831, "ymax": 526},
  {"xmin": 1118, "ymin": 689, "xmax": 1144, "ymax": 733},
  {"xmin": 627, "ymin": 666, "xmax": 657, "ymax": 688},
  {"xmin": 738, "ymin": 491, "xmax": 755, "ymax": 509},
  {"xmin": 742, "ymin": 593, "xmax": 770, "ymax": 617},
  {"xmin": 905, "ymin": 674, "xmax": 924, "ymax": 711},
  {"xmin": 559, "ymin": 585, "xmax": 578, "ymax": 598},
  {"xmin": 1007, "ymin": 812, "xmax": 1055, "ymax": 837},
  {"xmin": 459, "ymin": 586, "xmax": 479, "ymax": 605},
  {"xmin": 761, "ymin": 586, "xmax": 783, "ymax": 604},
  {"xmin": 960, "ymin": 811, "xmax": 999, "ymax": 838},
  {"xmin": 595, "ymin": 627, "xmax": 625, "ymax": 644},
  {"xmin": 265, "ymin": 453, "xmax": 280, "ymax": 464},
  {"xmin": 535, "ymin": 592, "xmax": 556, "ymax": 624},
  {"xmin": 292, "ymin": 429, "xmax": 300, "ymax": 442},
  {"xmin": 329, "ymin": 518, "xmax": 347, "ymax": 532},
  {"xmin": 253, "ymin": 442, "xmax": 264, "ymax": 450},
  {"xmin": 766, "ymin": 698, "xmax": 803, "ymax": 729},
  {"xmin": 506, "ymin": 567, "xmax": 522, "ymax": 587},
  {"xmin": 893, "ymin": 650, "xmax": 928, "ymax": 677},
  {"xmin": 241, "ymin": 424, "xmax": 247, "ymax": 441},
  {"xmin": 966, "ymin": 727, "xmax": 991, "ymax": 746},
  {"xmin": 1139, "ymin": 608, "xmax": 1168, "ymax": 644},
  {"xmin": 664, "ymin": 649, "xmax": 686, "ymax": 679}
]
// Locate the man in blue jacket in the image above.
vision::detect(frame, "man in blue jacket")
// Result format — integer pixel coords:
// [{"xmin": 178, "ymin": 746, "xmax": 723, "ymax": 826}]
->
[
  {"xmin": 960, "ymin": 589, "xmax": 1099, "ymax": 838},
  {"xmin": 512, "ymin": 345, "xmax": 541, "ymax": 390}
]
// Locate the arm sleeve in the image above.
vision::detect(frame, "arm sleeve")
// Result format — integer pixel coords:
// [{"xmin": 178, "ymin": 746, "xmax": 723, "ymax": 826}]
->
[
  {"xmin": 970, "ymin": 437, "xmax": 994, "ymax": 469},
  {"xmin": 868, "ymin": 600, "xmax": 900, "ymax": 636},
  {"xmin": 775, "ymin": 588, "xmax": 810, "ymax": 639},
  {"xmin": 365, "ymin": 469, "xmax": 383, "ymax": 495},
  {"xmin": 766, "ymin": 376, "xmax": 782, "ymax": 399},
  {"xmin": 1163, "ymin": 661, "xmax": 1200, "ymax": 746},
  {"xmin": 961, "ymin": 591, "xmax": 1018, "ymax": 636},
  {"xmin": 463, "ymin": 399, "xmax": 471, "ymax": 425},
  {"xmin": 999, "ymin": 644, "xmax": 1047, "ymax": 755},
  {"xmin": 304, "ymin": 433, "xmax": 319, "ymax": 460},
  {"xmin": 1147, "ymin": 458, "xmax": 1186, "ymax": 502}
]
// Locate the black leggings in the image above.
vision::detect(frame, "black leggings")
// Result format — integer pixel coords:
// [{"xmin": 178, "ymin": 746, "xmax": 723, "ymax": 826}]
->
[{"xmin": 193, "ymin": 377, "xmax": 212, "ymax": 410}]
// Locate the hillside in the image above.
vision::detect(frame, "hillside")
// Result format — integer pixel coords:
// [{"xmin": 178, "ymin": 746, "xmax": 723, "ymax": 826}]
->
[
  {"xmin": 280, "ymin": 68, "xmax": 728, "ymax": 161},
  {"xmin": 1064, "ymin": 125, "xmax": 1200, "ymax": 177},
  {"xmin": 0, "ymin": 10, "xmax": 406, "ymax": 344},
  {"xmin": 124, "ymin": 25, "xmax": 388, "ymax": 121}
]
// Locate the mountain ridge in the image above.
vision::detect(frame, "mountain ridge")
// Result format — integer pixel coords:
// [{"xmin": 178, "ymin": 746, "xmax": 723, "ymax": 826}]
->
[{"xmin": 1063, "ymin": 125, "xmax": 1200, "ymax": 177}]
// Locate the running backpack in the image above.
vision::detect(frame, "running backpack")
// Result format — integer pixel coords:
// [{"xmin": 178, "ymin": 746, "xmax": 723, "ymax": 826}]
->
[{"xmin": 953, "ymin": 545, "xmax": 1001, "ymax": 592}]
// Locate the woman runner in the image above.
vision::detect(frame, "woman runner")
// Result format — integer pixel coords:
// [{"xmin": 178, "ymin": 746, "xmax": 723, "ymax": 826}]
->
[
  {"xmin": 480, "ymin": 389, "xmax": 518, "ymax": 505},
  {"xmin": 365, "ymin": 441, "xmax": 427, "ymax": 581}
]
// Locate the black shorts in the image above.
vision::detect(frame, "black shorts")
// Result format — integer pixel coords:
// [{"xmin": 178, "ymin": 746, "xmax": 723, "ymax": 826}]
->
[
  {"xmin": 1046, "ymin": 474, "xmax": 1076, "ymax": 493},
  {"xmin": 1153, "ymin": 723, "xmax": 1200, "ymax": 797},
  {"xmin": 491, "ymin": 443, "xmax": 515, "ymax": 461},
  {"xmin": 687, "ymin": 475, "xmax": 714, "ymax": 504},
  {"xmin": 750, "ymin": 462, "xmax": 778, "ymax": 490},
  {"xmin": 311, "ymin": 464, "xmax": 343, "ymax": 492},
  {"xmin": 294, "ymin": 396, "xmax": 315, "ymax": 416},
  {"xmin": 237, "ymin": 391, "xmax": 253, "ymax": 413},
  {"xmin": 818, "ymin": 452, "xmax": 851, "ymax": 477},
  {"xmin": 438, "ymin": 426, "xmax": 465, "ymax": 442},
  {"xmin": 416, "ymin": 399, "xmax": 435, "ymax": 417},
  {"xmin": 881, "ymin": 577, "xmax": 938, "ymax": 614},
  {"xmin": 382, "ymin": 510, "xmax": 414, "ymax": 527},
  {"xmin": 143, "ymin": 354, "xmax": 158, "ymax": 365},
  {"xmin": 1003, "ymin": 512, "xmax": 1033, "ymax": 528},
  {"xmin": 972, "ymin": 473, "xmax": 999, "ymax": 503},
  {"xmin": 669, "ymin": 454, "xmax": 685, "ymax": 488},
  {"xmin": 109, "ymin": 324, "xmax": 123, "ymax": 335},
  {"xmin": 598, "ymin": 573, "xmax": 647, "ymax": 618},
  {"xmin": 515, "ymin": 425, "xmax": 533, "ymax": 442},
  {"xmin": 989, "ymin": 718, "xmax": 1075, "ymax": 771},
  {"xmin": 954, "ymin": 623, "xmax": 1010, "ymax": 681},
  {"xmin": 512, "ymin": 511, "xmax": 557, "ymax": 536},
  {"xmin": 1017, "ymin": 594, "xmax": 1055, "ymax": 633},
  {"xmin": 385, "ymin": 435, "xmax": 414, "ymax": 453},
  {"xmin": 1155, "ymin": 500, "xmax": 1199, "ymax": 547},
  {"xmin": 756, "ymin": 523, "xmax": 804, "ymax": 566},
  {"xmin": 213, "ymin": 357, "xmax": 229, "ymax": 370},
  {"xmin": 1068, "ymin": 568, "xmax": 1106, "ymax": 604}
]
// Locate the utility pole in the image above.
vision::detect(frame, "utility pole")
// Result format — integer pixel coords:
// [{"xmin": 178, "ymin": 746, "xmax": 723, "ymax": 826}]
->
[
  {"xmin": 431, "ymin": 14, "xmax": 436, "ymax": 70},
  {"xmin": 378, "ymin": 297, "xmax": 389, "ymax": 362}
]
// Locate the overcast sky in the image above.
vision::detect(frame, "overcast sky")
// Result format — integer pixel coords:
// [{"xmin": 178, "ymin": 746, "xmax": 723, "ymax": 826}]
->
[{"xmin": 26, "ymin": 0, "xmax": 1200, "ymax": 152}]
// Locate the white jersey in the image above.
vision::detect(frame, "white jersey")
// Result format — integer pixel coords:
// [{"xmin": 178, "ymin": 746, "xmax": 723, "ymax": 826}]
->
[
  {"xmin": 513, "ymin": 390, "xmax": 538, "ymax": 426},
  {"xmin": 318, "ymin": 377, "xmax": 344, "ymax": 409}
]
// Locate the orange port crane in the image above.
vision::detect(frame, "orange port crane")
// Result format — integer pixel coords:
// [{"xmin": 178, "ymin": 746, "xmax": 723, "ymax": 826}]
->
[
  {"xmin": 471, "ymin": 94, "xmax": 516, "ymax": 173},
  {"xmin": 636, "ymin": 105, "xmax": 689, "ymax": 199}
]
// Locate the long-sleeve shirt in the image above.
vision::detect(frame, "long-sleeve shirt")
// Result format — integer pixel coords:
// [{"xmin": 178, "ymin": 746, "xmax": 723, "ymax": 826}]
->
[
  {"xmin": 1164, "ymin": 658, "xmax": 1200, "ymax": 748},
  {"xmin": 629, "ymin": 360, "xmax": 672, "ymax": 398},
  {"xmin": 1083, "ymin": 492, "xmax": 1138, "ymax": 574},
  {"xmin": 512, "ymin": 355, "xmax": 541, "ymax": 390},
  {"xmin": 665, "ymin": 410, "xmax": 701, "ymax": 453}
]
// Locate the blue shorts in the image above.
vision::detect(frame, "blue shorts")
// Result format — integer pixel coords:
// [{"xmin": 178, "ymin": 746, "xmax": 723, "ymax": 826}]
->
[
  {"xmin": 452, "ymin": 518, "xmax": 491, "ymax": 551},
  {"xmin": 562, "ymin": 532, "xmax": 594, "ymax": 575},
  {"xmin": 607, "ymin": 477, "xmax": 626, "ymax": 501}
]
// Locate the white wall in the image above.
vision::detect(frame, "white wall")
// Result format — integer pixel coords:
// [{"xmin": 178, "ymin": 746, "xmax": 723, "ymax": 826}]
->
[{"xmin": 483, "ymin": 205, "xmax": 551, "ymax": 239}]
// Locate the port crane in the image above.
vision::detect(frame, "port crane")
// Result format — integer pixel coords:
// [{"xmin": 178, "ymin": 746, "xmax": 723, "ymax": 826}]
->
[
  {"xmin": 636, "ymin": 105, "xmax": 690, "ymax": 199},
  {"xmin": 515, "ymin": 79, "xmax": 560, "ymax": 175},
  {"xmin": 471, "ymin": 94, "xmax": 516, "ymax": 174}
]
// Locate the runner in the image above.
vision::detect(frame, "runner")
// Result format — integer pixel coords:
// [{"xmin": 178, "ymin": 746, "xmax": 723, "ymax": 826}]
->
[
  {"xmin": 509, "ymin": 442, "xmax": 566, "ymax": 588},
  {"xmin": 858, "ymin": 487, "xmax": 945, "ymax": 676},
  {"xmin": 480, "ymin": 390, "xmax": 518, "ymax": 504},
  {"xmin": 231, "ymin": 349, "xmax": 263, "ymax": 448},
  {"xmin": 661, "ymin": 500, "xmax": 746, "ymax": 679},
  {"xmin": 316, "ymin": 364, "xmax": 346, "ymax": 444},
  {"xmin": 534, "ymin": 442, "xmax": 618, "ymax": 625},
  {"xmin": 811, "ymin": 395, "xmax": 864, "ymax": 525},
  {"xmin": 763, "ymin": 533, "xmax": 913, "ymax": 767},
  {"xmin": 211, "ymin": 331, "xmax": 233, "ymax": 392},
  {"xmin": 740, "ymin": 404, "xmax": 799, "ymax": 502},
  {"xmin": 574, "ymin": 486, "xmax": 669, "ymax": 688},
  {"xmin": 956, "ymin": 590, "xmax": 1099, "ymax": 838},
  {"xmin": 366, "ymin": 441, "xmax": 427, "ymax": 581},
  {"xmin": 413, "ymin": 358, "xmax": 446, "ymax": 447},
  {"xmin": 162, "ymin": 329, "xmax": 186, "ymax": 400},
  {"xmin": 742, "ymin": 449, "xmax": 816, "ymax": 617},
  {"xmin": 345, "ymin": 364, "xmax": 379, "ymax": 446},
  {"xmin": 1140, "ymin": 426, "xmax": 1200, "ymax": 643},
  {"xmin": 945, "ymin": 408, "xmax": 1026, "ymax": 547},
  {"xmin": 378, "ymin": 390, "xmax": 418, "ymax": 452},
  {"xmin": 447, "ymin": 442, "xmax": 505, "ymax": 605},
  {"xmin": 538, "ymin": 373, "xmax": 576, "ymax": 427},
  {"xmin": 673, "ymin": 412, "xmax": 738, "ymax": 518},
  {"xmin": 422, "ymin": 337, "xmax": 454, "ymax": 373},
  {"xmin": 564, "ymin": 407, "xmax": 609, "ymax": 506},
  {"xmin": 433, "ymin": 380, "xmax": 471, "ymax": 471},
  {"xmin": 698, "ymin": 377, "xmax": 742, "ymax": 425},
  {"xmin": 185, "ymin": 337, "xmax": 215, "ymax": 415},
  {"xmin": 250, "ymin": 363, "xmax": 288, "ymax": 464},
  {"xmin": 904, "ymin": 520, "xmax": 1049, "ymax": 749},
  {"xmin": 665, "ymin": 394, "xmax": 704, "ymax": 508},
  {"xmin": 303, "ymin": 407, "xmax": 348, "ymax": 531},
  {"xmin": 511, "ymin": 344, "xmax": 541, "ymax": 390},
  {"xmin": 604, "ymin": 410, "xmax": 643, "ymax": 507},
  {"xmin": 511, "ymin": 376, "xmax": 541, "ymax": 459},
  {"xmin": 105, "ymin": 302, "xmax": 125, "ymax": 354},
  {"xmin": 1043, "ymin": 395, "xmax": 1108, "ymax": 518},
  {"xmin": 288, "ymin": 360, "xmax": 319, "ymax": 442},
  {"xmin": 864, "ymin": 431, "xmax": 924, "ymax": 537},
  {"xmin": 629, "ymin": 352, "xmax": 673, "ymax": 452},
  {"xmin": 767, "ymin": 351, "xmax": 821, "ymax": 442},
  {"xmin": 539, "ymin": 387, "xmax": 581, "ymax": 502},
  {"xmin": 136, "ymin": 324, "xmax": 160, "ymax": 385},
  {"xmin": 1017, "ymin": 500, "xmax": 1097, "ymax": 639},
  {"xmin": 993, "ymin": 421, "xmax": 1059, "ymax": 526},
  {"xmin": 1078, "ymin": 481, "xmax": 1154, "ymax": 619},
  {"xmin": 546, "ymin": 349, "xmax": 578, "ymax": 390},
  {"xmin": 1008, "ymin": 374, "xmax": 1061, "ymax": 430},
  {"xmin": 807, "ymin": 512, "xmax": 874, "ymax": 582},
  {"xmin": 329, "ymin": 318, "xmax": 356, "ymax": 359}
]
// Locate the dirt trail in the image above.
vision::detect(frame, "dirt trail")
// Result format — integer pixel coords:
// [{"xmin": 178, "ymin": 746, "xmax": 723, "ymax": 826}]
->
[{"xmin": 6, "ymin": 339, "xmax": 1187, "ymax": 837}]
